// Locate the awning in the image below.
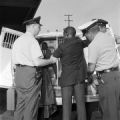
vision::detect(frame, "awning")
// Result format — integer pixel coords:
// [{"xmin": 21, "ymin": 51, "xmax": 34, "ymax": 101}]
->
[{"xmin": 0, "ymin": 0, "xmax": 42, "ymax": 32}]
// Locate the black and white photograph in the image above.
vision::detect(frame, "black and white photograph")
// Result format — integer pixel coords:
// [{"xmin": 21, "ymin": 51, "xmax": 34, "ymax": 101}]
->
[{"xmin": 0, "ymin": 0, "xmax": 120, "ymax": 120}]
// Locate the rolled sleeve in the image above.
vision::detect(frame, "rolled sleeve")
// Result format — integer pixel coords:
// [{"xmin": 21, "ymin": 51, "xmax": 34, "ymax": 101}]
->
[
  {"xmin": 88, "ymin": 42, "xmax": 99, "ymax": 64},
  {"xmin": 31, "ymin": 40, "xmax": 43, "ymax": 60}
]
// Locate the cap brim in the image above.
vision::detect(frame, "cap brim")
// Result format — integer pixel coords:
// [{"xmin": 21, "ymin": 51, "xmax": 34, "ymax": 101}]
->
[
  {"xmin": 23, "ymin": 16, "xmax": 41, "ymax": 25},
  {"xmin": 98, "ymin": 19, "xmax": 108, "ymax": 25}
]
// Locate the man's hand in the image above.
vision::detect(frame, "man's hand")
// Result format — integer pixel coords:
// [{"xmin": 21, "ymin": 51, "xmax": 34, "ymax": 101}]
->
[
  {"xmin": 87, "ymin": 75, "xmax": 93, "ymax": 84},
  {"xmin": 50, "ymin": 55, "xmax": 58, "ymax": 63}
]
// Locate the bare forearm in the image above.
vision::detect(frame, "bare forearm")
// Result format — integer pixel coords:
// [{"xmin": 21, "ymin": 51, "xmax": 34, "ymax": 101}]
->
[
  {"xmin": 86, "ymin": 63, "xmax": 95, "ymax": 84},
  {"xmin": 87, "ymin": 63, "xmax": 95, "ymax": 73},
  {"xmin": 87, "ymin": 66, "xmax": 94, "ymax": 76},
  {"xmin": 34, "ymin": 55, "xmax": 57, "ymax": 67},
  {"xmin": 35, "ymin": 58, "xmax": 54, "ymax": 67}
]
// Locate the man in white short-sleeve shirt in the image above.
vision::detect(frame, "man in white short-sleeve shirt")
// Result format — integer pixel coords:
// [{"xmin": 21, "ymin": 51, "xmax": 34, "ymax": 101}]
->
[
  {"xmin": 78, "ymin": 19, "xmax": 120, "ymax": 120},
  {"xmin": 88, "ymin": 31, "xmax": 119, "ymax": 71},
  {"xmin": 12, "ymin": 31, "xmax": 44, "ymax": 66},
  {"xmin": 12, "ymin": 16, "xmax": 56, "ymax": 120}
]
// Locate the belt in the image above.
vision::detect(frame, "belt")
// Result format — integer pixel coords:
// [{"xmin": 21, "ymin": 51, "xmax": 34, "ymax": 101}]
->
[
  {"xmin": 16, "ymin": 64, "xmax": 36, "ymax": 68},
  {"xmin": 97, "ymin": 66, "xmax": 119, "ymax": 74}
]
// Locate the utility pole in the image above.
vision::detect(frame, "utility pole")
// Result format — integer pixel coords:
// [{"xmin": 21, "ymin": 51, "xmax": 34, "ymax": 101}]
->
[{"xmin": 64, "ymin": 14, "xmax": 73, "ymax": 26}]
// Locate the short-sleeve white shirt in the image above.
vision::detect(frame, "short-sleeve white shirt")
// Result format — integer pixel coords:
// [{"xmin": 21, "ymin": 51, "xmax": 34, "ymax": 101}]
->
[
  {"xmin": 88, "ymin": 32, "xmax": 119, "ymax": 71},
  {"xmin": 12, "ymin": 32, "xmax": 43, "ymax": 66}
]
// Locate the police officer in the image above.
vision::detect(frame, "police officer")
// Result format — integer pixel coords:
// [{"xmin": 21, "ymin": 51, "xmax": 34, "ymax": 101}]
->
[
  {"xmin": 52, "ymin": 26, "xmax": 90, "ymax": 120},
  {"xmin": 12, "ymin": 16, "xmax": 55, "ymax": 120},
  {"xmin": 78, "ymin": 19, "xmax": 120, "ymax": 120}
]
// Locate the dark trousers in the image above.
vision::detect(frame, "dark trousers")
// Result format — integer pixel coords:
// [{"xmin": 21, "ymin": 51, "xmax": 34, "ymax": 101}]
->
[
  {"xmin": 61, "ymin": 83, "xmax": 86, "ymax": 120},
  {"xmin": 98, "ymin": 71, "xmax": 120, "ymax": 120},
  {"xmin": 14, "ymin": 66, "xmax": 42, "ymax": 120}
]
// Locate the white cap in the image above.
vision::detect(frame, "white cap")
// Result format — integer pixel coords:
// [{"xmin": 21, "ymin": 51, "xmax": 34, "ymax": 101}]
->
[
  {"xmin": 78, "ymin": 20, "xmax": 97, "ymax": 31},
  {"xmin": 78, "ymin": 19, "xmax": 108, "ymax": 36}
]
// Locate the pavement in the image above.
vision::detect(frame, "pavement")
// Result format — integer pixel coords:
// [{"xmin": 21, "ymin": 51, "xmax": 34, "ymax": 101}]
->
[
  {"xmin": 0, "ymin": 111, "xmax": 14, "ymax": 120},
  {"xmin": 0, "ymin": 106, "xmax": 76, "ymax": 120},
  {"xmin": 0, "ymin": 104, "xmax": 102, "ymax": 120}
]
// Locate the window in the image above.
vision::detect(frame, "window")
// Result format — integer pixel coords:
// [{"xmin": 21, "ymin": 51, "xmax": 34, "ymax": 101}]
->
[
  {"xmin": 1, "ymin": 27, "xmax": 23, "ymax": 49},
  {"xmin": 2, "ymin": 32, "xmax": 19, "ymax": 49}
]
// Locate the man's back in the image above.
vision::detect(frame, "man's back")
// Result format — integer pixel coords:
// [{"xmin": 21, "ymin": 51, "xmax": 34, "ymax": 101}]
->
[
  {"xmin": 54, "ymin": 37, "xmax": 85, "ymax": 68},
  {"xmin": 53, "ymin": 37, "xmax": 87, "ymax": 87}
]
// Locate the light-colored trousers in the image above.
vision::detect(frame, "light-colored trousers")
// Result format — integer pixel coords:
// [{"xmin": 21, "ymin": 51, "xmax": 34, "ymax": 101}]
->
[
  {"xmin": 14, "ymin": 66, "xmax": 42, "ymax": 120},
  {"xmin": 98, "ymin": 71, "xmax": 120, "ymax": 120}
]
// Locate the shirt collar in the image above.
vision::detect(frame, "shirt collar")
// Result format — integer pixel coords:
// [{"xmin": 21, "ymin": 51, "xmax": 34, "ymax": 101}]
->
[{"xmin": 25, "ymin": 31, "xmax": 34, "ymax": 37}]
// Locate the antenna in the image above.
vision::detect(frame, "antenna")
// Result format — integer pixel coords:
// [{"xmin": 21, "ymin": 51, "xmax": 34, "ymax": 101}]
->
[{"xmin": 64, "ymin": 14, "xmax": 73, "ymax": 26}]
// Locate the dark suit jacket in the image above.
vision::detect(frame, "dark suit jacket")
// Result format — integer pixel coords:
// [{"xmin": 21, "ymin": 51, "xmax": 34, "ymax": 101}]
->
[{"xmin": 53, "ymin": 37, "xmax": 89, "ymax": 87}]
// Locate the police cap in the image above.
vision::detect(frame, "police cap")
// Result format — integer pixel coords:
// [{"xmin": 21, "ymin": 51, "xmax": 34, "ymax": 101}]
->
[
  {"xmin": 78, "ymin": 19, "xmax": 108, "ymax": 35},
  {"xmin": 23, "ymin": 16, "xmax": 42, "ymax": 26}
]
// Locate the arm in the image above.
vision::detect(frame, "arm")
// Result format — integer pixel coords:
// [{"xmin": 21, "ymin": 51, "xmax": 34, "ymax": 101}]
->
[
  {"xmin": 87, "ymin": 63, "xmax": 96, "ymax": 84},
  {"xmin": 87, "ymin": 35, "xmax": 100, "ymax": 83},
  {"xmin": 33, "ymin": 56, "xmax": 56, "ymax": 67},
  {"xmin": 87, "ymin": 63, "xmax": 96, "ymax": 76},
  {"xmin": 11, "ymin": 61, "xmax": 16, "ymax": 86},
  {"xmin": 81, "ymin": 39, "xmax": 91, "ymax": 48},
  {"xmin": 31, "ymin": 40, "xmax": 56, "ymax": 67}
]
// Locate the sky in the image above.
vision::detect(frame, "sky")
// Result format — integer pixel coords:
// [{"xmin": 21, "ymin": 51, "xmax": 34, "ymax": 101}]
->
[{"xmin": 35, "ymin": 0, "xmax": 120, "ymax": 35}]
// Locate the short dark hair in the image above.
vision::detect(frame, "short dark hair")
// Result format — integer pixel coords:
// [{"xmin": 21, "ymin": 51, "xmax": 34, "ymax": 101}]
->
[
  {"xmin": 63, "ymin": 26, "xmax": 76, "ymax": 37},
  {"xmin": 41, "ymin": 42, "xmax": 48, "ymax": 50}
]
